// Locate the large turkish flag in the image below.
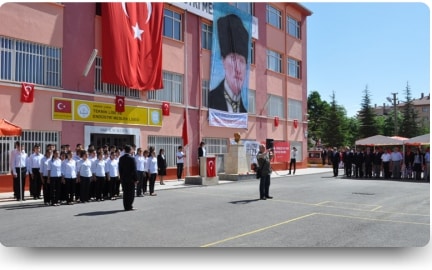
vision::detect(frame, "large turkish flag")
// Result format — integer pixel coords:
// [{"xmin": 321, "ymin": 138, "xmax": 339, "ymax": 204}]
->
[
  {"xmin": 206, "ymin": 157, "xmax": 216, "ymax": 177},
  {"xmin": 102, "ymin": 3, "xmax": 164, "ymax": 90}
]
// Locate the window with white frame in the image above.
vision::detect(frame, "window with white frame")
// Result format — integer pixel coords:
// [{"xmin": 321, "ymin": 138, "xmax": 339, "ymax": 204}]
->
[
  {"xmin": 163, "ymin": 9, "xmax": 182, "ymax": 41},
  {"xmin": 267, "ymin": 94, "xmax": 284, "ymax": 118},
  {"xmin": 202, "ymin": 79, "xmax": 209, "ymax": 107},
  {"xmin": 201, "ymin": 22, "xmax": 212, "ymax": 50},
  {"xmin": 94, "ymin": 57, "xmax": 141, "ymax": 99},
  {"xmin": 232, "ymin": 2, "xmax": 254, "ymax": 15},
  {"xmin": 287, "ymin": 58, "xmax": 301, "ymax": 79},
  {"xmin": 288, "ymin": 99, "xmax": 302, "ymax": 121},
  {"xmin": 0, "ymin": 130, "xmax": 60, "ymax": 174},
  {"xmin": 148, "ymin": 136, "xmax": 182, "ymax": 167},
  {"xmin": 0, "ymin": 36, "xmax": 62, "ymax": 87},
  {"xmin": 287, "ymin": 16, "xmax": 301, "ymax": 39},
  {"xmin": 267, "ymin": 49, "xmax": 282, "ymax": 73},
  {"xmin": 248, "ymin": 89, "xmax": 256, "ymax": 114},
  {"xmin": 148, "ymin": 71, "xmax": 183, "ymax": 103},
  {"xmin": 203, "ymin": 138, "xmax": 228, "ymax": 155},
  {"xmin": 266, "ymin": 5, "xmax": 282, "ymax": 29}
]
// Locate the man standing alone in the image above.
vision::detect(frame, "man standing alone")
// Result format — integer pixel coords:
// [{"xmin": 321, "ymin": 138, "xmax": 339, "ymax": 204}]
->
[
  {"xmin": 288, "ymin": 147, "xmax": 297, "ymax": 175},
  {"xmin": 119, "ymin": 145, "xmax": 138, "ymax": 211}
]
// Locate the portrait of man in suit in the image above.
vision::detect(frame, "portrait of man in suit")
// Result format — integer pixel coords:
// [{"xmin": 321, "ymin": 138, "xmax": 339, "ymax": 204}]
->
[{"xmin": 208, "ymin": 14, "xmax": 249, "ymax": 113}]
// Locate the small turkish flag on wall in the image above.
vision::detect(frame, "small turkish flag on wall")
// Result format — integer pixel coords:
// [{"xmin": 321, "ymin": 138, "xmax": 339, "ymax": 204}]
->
[
  {"xmin": 21, "ymin": 83, "xmax": 34, "ymax": 103},
  {"xmin": 115, "ymin": 96, "xmax": 125, "ymax": 112},
  {"xmin": 162, "ymin": 102, "xmax": 170, "ymax": 116},
  {"xmin": 206, "ymin": 157, "xmax": 216, "ymax": 177},
  {"xmin": 293, "ymin": 119, "xmax": 298, "ymax": 129},
  {"xmin": 274, "ymin": 116, "xmax": 279, "ymax": 127}
]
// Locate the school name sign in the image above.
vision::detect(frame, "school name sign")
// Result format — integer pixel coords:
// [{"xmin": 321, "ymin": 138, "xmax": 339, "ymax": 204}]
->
[{"xmin": 52, "ymin": 97, "xmax": 162, "ymax": 127}]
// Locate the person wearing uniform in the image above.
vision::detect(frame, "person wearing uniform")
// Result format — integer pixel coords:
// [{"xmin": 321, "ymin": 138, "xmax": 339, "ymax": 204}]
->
[
  {"xmin": 29, "ymin": 144, "xmax": 44, "ymax": 199},
  {"xmin": 256, "ymin": 144, "xmax": 274, "ymax": 200},
  {"xmin": 288, "ymin": 147, "xmax": 297, "ymax": 175},
  {"xmin": 119, "ymin": 145, "xmax": 138, "ymax": 211},
  {"xmin": 11, "ymin": 141, "xmax": 27, "ymax": 201}
]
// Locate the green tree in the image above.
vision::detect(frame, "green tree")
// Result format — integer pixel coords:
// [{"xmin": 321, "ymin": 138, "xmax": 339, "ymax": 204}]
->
[
  {"xmin": 321, "ymin": 91, "xmax": 345, "ymax": 148},
  {"xmin": 307, "ymin": 91, "xmax": 330, "ymax": 148},
  {"xmin": 344, "ymin": 116, "xmax": 359, "ymax": 147},
  {"xmin": 399, "ymin": 82, "xmax": 420, "ymax": 137},
  {"xmin": 357, "ymin": 85, "xmax": 378, "ymax": 138}
]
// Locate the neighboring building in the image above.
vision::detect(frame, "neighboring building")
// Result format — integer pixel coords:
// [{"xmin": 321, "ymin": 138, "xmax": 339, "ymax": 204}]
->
[
  {"xmin": 372, "ymin": 93, "xmax": 430, "ymax": 128},
  {"xmin": 0, "ymin": 2, "xmax": 312, "ymax": 189}
]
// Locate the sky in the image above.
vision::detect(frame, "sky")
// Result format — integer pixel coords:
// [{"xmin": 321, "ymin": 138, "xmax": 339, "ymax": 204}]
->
[{"xmin": 300, "ymin": 1, "xmax": 430, "ymax": 117}]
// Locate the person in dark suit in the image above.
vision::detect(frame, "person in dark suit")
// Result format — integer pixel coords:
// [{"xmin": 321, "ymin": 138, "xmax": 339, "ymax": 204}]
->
[
  {"xmin": 119, "ymin": 145, "xmax": 138, "ymax": 211},
  {"xmin": 198, "ymin": 141, "xmax": 206, "ymax": 175},
  {"xmin": 209, "ymin": 14, "xmax": 249, "ymax": 113},
  {"xmin": 157, "ymin": 149, "xmax": 167, "ymax": 185},
  {"xmin": 332, "ymin": 147, "xmax": 341, "ymax": 177}
]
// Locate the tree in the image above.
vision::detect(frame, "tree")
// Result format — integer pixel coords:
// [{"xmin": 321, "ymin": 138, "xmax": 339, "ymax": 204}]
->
[
  {"xmin": 357, "ymin": 85, "xmax": 378, "ymax": 138},
  {"xmin": 399, "ymin": 82, "xmax": 420, "ymax": 138},
  {"xmin": 307, "ymin": 91, "xmax": 330, "ymax": 148},
  {"xmin": 321, "ymin": 91, "xmax": 345, "ymax": 148}
]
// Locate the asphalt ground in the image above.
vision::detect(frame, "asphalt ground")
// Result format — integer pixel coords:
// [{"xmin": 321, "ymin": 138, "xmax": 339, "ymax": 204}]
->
[{"xmin": 0, "ymin": 168, "xmax": 429, "ymax": 248}]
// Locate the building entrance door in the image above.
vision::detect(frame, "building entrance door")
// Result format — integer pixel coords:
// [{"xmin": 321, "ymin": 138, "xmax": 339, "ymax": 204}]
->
[{"xmin": 90, "ymin": 133, "xmax": 134, "ymax": 148}]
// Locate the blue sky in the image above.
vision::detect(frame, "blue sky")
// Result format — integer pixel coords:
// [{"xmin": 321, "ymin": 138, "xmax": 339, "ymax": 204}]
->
[{"xmin": 301, "ymin": 1, "xmax": 430, "ymax": 117}]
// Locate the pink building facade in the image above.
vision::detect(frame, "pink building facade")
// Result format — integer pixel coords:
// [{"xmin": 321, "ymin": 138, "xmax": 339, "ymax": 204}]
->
[{"xmin": 0, "ymin": 2, "xmax": 311, "ymax": 189}]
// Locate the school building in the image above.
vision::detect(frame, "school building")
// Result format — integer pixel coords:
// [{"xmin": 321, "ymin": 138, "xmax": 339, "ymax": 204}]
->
[{"xmin": 0, "ymin": 2, "xmax": 312, "ymax": 191}]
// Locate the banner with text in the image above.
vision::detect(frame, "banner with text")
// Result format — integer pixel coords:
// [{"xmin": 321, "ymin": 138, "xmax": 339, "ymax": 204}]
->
[{"xmin": 52, "ymin": 98, "xmax": 162, "ymax": 126}]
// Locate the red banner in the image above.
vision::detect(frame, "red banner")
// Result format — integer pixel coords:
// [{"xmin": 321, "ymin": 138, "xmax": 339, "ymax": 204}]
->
[
  {"xmin": 101, "ymin": 3, "xmax": 164, "ymax": 90},
  {"xmin": 21, "ymin": 83, "xmax": 34, "ymax": 103},
  {"xmin": 273, "ymin": 141, "xmax": 290, "ymax": 162},
  {"xmin": 182, "ymin": 109, "xmax": 188, "ymax": 146},
  {"xmin": 206, "ymin": 157, "xmax": 216, "ymax": 177},
  {"xmin": 115, "ymin": 95, "xmax": 125, "ymax": 112}
]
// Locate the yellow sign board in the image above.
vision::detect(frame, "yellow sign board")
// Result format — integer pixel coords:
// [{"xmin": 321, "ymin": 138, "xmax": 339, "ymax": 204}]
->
[{"xmin": 52, "ymin": 98, "xmax": 162, "ymax": 127}]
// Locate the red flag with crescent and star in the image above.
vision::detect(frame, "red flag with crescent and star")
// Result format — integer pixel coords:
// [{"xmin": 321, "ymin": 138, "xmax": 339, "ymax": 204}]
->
[
  {"xmin": 115, "ymin": 95, "xmax": 125, "ymax": 112},
  {"xmin": 101, "ymin": 3, "xmax": 164, "ymax": 90},
  {"xmin": 206, "ymin": 157, "xmax": 216, "ymax": 177},
  {"xmin": 54, "ymin": 99, "xmax": 72, "ymax": 113},
  {"xmin": 21, "ymin": 82, "xmax": 34, "ymax": 103}
]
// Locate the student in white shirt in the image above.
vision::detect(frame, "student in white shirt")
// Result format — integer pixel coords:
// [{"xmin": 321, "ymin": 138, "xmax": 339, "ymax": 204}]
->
[
  {"xmin": 77, "ymin": 151, "xmax": 92, "ymax": 203},
  {"xmin": 176, "ymin": 146, "xmax": 186, "ymax": 181},
  {"xmin": 47, "ymin": 150, "xmax": 62, "ymax": 206},
  {"xmin": 40, "ymin": 149, "xmax": 52, "ymax": 205},
  {"xmin": 62, "ymin": 151, "xmax": 77, "ymax": 205},
  {"xmin": 147, "ymin": 150, "xmax": 158, "ymax": 196},
  {"xmin": 105, "ymin": 151, "xmax": 119, "ymax": 200},
  {"xmin": 134, "ymin": 148, "xmax": 147, "ymax": 197},
  {"xmin": 11, "ymin": 141, "xmax": 27, "ymax": 201},
  {"xmin": 29, "ymin": 144, "xmax": 44, "ymax": 200},
  {"xmin": 92, "ymin": 152, "xmax": 107, "ymax": 201}
]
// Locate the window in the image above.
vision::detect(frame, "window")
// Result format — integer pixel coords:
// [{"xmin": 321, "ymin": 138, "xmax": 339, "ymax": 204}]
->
[
  {"xmin": 287, "ymin": 58, "xmax": 301, "ymax": 79},
  {"xmin": 267, "ymin": 49, "xmax": 282, "ymax": 73},
  {"xmin": 148, "ymin": 71, "xmax": 183, "ymax": 103},
  {"xmin": 232, "ymin": 3, "xmax": 254, "ymax": 15},
  {"xmin": 0, "ymin": 36, "xmax": 62, "ymax": 87},
  {"xmin": 94, "ymin": 57, "xmax": 141, "ymax": 99},
  {"xmin": 288, "ymin": 99, "xmax": 302, "ymax": 121},
  {"xmin": 202, "ymin": 79, "xmax": 209, "ymax": 107},
  {"xmin": 250, "ymin": 41, "xmax": 255, "ymax": 65},
  {"xmin": 266, "ymin": 5, "xmax": 282, "ymax": 29},
  {"xmin": 0, "ymin": 130, "xmax": 60, "ymax": 174},
  {"xmin": 201, "ymin": 23, "xmax": 212, "ymax": 50},
  {"xmin": 148, "ymin": 136, "xmax": 182, "ymax": 168},
  {"xmin": 163, "ymin": 9, "xmax": 182, "ymax": 41},
  {"xmin": 287, "ymin": 16, "xmax": 301, "ymax": 39},
  {"xmin": 267, "ymin": 94, "xmax": 284, "ymax": 118},
  {"xmin": 203, "ymin": 138, "xmax": 228, "ymax": 155},
  {"xmin": 248, "ymin": 89, "xmax": 256, "ymax": 114},
  {"xmin": 422, "ymin": 106, "xmax": 429, "ymax": 112}
]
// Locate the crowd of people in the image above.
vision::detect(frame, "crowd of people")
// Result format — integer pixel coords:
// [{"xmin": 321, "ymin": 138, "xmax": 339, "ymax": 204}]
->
[
  {"xmin": 322, "ymin": 146, "xmax": 430, "ymax": 181},
  {"xmin": 9, "ymin": 141, "xmax": 178, "ymax": 206}
]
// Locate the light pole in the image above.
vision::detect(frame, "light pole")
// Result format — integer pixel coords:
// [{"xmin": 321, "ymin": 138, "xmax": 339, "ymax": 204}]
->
[{"xmin": 386, "ymin": 93, "xmax": 398, "ymax": 136}]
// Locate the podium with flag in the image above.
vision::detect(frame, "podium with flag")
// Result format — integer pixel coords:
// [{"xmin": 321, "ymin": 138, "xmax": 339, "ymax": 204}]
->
[{"xmin": 185, "ymin": 155, "xmax": 219, "ymax": 186}]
